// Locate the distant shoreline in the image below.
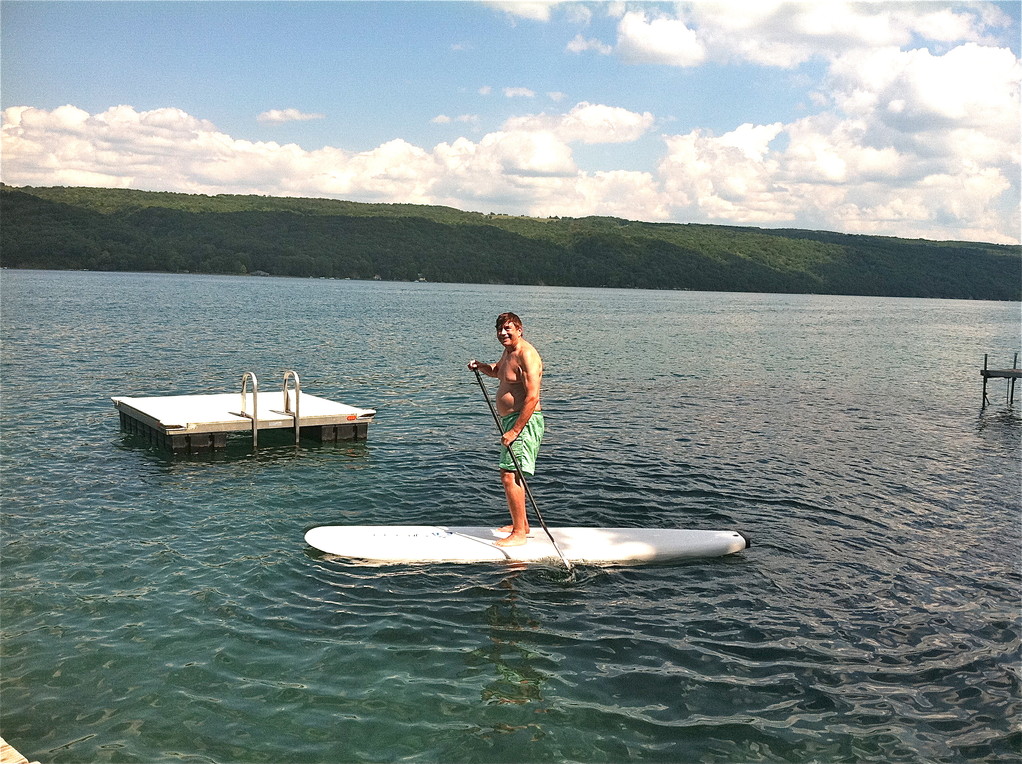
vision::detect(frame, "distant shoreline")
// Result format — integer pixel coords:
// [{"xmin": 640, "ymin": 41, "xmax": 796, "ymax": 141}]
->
[{"xmin": 3, "ymin": 185, "xmax": 1019, "ymax": 301}]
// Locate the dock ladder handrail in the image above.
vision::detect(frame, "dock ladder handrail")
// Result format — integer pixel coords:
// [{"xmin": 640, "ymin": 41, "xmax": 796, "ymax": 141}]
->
[
  {"xmin": 240, "ymin": 371, "xmax": 259, "ymax": 448},
  {"xmin": 283, "ymin": 370, "xmax": 301, "ymax": 445}
]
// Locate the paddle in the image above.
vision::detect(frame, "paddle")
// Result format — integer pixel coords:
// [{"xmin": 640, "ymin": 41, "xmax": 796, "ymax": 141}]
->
[{"xmin": 472, "ymin": 367, "xmax": 573, "ymax": 572}]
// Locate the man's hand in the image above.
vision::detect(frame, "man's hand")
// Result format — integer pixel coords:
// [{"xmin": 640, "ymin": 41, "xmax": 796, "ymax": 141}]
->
[
  {"xmin": 501, "ymin": 430, "xmax": 518, "ymax": 448},
  {"xmin": 470, "ymin": 359, "xmax": 498, "ymax": 377}
]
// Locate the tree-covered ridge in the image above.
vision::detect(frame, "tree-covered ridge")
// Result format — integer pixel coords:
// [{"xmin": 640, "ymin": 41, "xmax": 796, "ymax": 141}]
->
[{"xmin": 2, "ymin": 185, "xmax": 1018, "ymax": 300}]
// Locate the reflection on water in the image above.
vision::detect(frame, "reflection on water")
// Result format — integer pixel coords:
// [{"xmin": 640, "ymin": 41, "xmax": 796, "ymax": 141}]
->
[
  {"xmin": 116, "ymin": 428, "xmax": 374, "ymax": 468},
  {"xmin": 976, "ymin": 404, "xmax": 1021, "ymax": 430},
  {"xmin": 474, "ymin": 575, "xmax": 547, "ymax": 707}
]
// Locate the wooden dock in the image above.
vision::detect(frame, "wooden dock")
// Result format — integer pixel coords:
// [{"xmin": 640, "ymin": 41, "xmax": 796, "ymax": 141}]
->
[
  {"xmin": 0, "ymin": 735, "xmax": 40, "ymax": 764},
  {"xmin": 113, "ymin": 371, "xmax": 375, "ymax": 452},
  {"xmin": 981, "ymin": 353, "xmax": 1020, "ymax": 407}
]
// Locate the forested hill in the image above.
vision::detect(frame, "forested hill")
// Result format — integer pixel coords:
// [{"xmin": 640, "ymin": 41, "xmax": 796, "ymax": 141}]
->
[{"xmin": 2, "ymin": 184, "xmax": 1019, "ymax": 300}]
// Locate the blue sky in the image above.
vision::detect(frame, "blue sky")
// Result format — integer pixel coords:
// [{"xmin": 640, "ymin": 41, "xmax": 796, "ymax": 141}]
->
[{"xmin": 2, "ymin": 1, "xmax": 1020, "ymax": 244}]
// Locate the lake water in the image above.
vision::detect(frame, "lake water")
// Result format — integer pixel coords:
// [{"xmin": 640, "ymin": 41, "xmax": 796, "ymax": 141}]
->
[{"xmin": 1, "ymin": 270, "xmax": 1019, "ymax": 764}]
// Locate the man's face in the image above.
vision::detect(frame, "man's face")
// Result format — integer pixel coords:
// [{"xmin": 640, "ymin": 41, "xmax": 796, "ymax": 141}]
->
[{"xmin": 497, "ymin": 321, "xmax": 522, "ymax": 346}]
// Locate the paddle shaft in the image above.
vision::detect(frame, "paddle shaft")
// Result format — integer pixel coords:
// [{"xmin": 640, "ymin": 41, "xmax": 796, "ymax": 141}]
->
[{"xmin": 472, "ymin": 368, "xmax": 573, "ymax": 571}]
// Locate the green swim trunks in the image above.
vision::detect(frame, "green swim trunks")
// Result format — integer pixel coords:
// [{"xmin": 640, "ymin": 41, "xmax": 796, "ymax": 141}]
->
[{"xmin": 499, "ymin": 412, "xmax": 545, "ymax": 476}]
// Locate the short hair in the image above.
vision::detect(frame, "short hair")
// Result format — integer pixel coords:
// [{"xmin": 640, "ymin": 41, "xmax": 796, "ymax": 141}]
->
[{"xmin": 496, "ymin": 312, "xmax": 523, "ymax": 331}]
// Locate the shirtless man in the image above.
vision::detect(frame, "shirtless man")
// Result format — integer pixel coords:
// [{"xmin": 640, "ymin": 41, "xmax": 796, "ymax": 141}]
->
[{"xmin": 468, "ymin": 312, "xmax": 544, "ymax": 547}]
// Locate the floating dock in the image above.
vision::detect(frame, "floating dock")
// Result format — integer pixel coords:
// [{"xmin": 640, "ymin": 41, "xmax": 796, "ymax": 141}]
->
[
  {"xmin": 981, "ymin": 353, "xmax": 1020, "ymax": 407},
  {"xmin": 113, "ymin": 371, "xmax": 375, "ymax": 452},
  {"xmin": 0, "ymin": 736, "xmax": 39, "ymax": 764}
]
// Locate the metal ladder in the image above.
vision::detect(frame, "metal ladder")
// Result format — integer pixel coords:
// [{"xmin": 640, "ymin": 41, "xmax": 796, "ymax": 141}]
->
[
  {"xmin": 239, "ymin": 371, "xmax": 260, "ymax": 448},
  {"xmin": 282, "ymin": 369, "xmax": 302, "ymax": 444},
  {"xmin": 239, "ymin": 370, "xmax": 303, "ymax": 448}
]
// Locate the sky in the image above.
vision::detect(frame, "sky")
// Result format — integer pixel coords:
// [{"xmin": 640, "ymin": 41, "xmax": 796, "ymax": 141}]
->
[{"xmin": 1, "ymin": 1, "xmax": 1020, "ymax": 244}]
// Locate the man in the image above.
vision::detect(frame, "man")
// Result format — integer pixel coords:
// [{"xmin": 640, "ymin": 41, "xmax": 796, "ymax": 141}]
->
[{"xmin": 468, "ymin": 312, "xmax": 544, "ymax": 547}]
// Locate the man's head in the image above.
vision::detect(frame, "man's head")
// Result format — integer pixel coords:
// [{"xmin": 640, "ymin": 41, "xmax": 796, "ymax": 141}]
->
[
  {"xmin": 495, "ymin": 312, "xmax": 523, "ymax": 332},
  {"xmin": 496, "ymin": 312, "xmax": 523, "ymax": 347}
]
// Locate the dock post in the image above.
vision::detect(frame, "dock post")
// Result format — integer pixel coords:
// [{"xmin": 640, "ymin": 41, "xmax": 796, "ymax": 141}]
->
[
  {"xmin": 982, "ymin": 354, "xmax": 989, "ymax": 407},
  {"xmin": 980, "ymin": 352, "xmax": 1021, "ymax": 408},
  {"xmin": 1012, "ymin": 352, "xmax": 1019, "ymax": 406}
]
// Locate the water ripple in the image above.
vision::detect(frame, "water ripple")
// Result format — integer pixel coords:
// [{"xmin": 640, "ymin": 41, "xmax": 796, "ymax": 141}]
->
[{"xmin": 2, "ymin": 273, "xmax": 1019, "ymax": 763}]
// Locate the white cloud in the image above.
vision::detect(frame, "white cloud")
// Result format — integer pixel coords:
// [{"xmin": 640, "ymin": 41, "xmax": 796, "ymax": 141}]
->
[
  {"xmin": 781, "ymin": 114, "xmax": 905, "ymax": 184},
  {"xmin": 504, "ymin": 102, "xmax": 654, "ymax": 145},
  {"xmin": 659, "ymin": 125, "xmax": 785, "ymax": 222},
  {"xmin": 583, "ymin": 3, "xmax": 1018, "ymax": 241},
  {"xmin": 566, "ymin": 33, "xmax": 613, "ymax": 56},
  {"xmin": 549, "ymin": 169, "xmax": 668, "ymax": 220},
  {"xmin": 645, "ymin": 26, "xmax": 1020, "ymax": 241},
  {"xmin": 830, "ymin": 43, "xmax": 1021, "ymax": 134},
  {"xmin": 616, "ymin": 11, "xmax": 706, "ymax": 67},
  {"xmin": 257, "ymin": 108, "xmax": 324, "ymax": 123},
  {"xmin": 315, "ymin": 139, "xmax": 439, "ymax": 202},
  {"xmin": 2, "ymin": 70, "xmax": 1018, "ymax": 243},
  {"xmin": 488, "ymin": 1, "xmax": 555, "ymax": 22},
  {"xmin": 1, "ymin": 104, "xmax": 230, "ymax": 191},
  {"xmin": 504, "ymin": 87, "xmax": 536, "ymax": 98},
  {"xmin": 434, "ymin": 114, "xmax": 479, "ymax": 125},
  {"xmin": 488, "ymin": 130, "xmax": 577, "ymax": 177},
  {"xmin": 616, "ymin": 2, "xmax": 1011, "ymax": 69},
  {"xmin": 562, "ymin": 3, "xmax": 592, "ymax": 26}
]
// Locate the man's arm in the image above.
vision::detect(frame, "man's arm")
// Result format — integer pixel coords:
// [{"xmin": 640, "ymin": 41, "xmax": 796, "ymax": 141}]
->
[{"xmin": 468, "ymin": 359, "xmax": 498, "ymax": 377}]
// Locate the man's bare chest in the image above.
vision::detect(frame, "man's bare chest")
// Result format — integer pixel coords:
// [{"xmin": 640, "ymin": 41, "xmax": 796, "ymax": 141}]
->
[{"xmin": 497, "ymin": 353, "xmax": 524, "ymax": 384}]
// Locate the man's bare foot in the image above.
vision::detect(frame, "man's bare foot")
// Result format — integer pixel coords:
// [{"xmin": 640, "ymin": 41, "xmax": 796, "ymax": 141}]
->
[
  {"xmin": 495, "ymin": 533, "xmax": 528, "ymax": 547},
  {"xmin": 497, "ymin": 524, "xmax": 529, "ymax": 534}
]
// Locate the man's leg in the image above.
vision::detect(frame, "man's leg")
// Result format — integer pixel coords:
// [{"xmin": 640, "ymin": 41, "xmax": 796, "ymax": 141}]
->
[{"xmin": 496, "ymin": 469, "xmax": 529, "ymax": 546}]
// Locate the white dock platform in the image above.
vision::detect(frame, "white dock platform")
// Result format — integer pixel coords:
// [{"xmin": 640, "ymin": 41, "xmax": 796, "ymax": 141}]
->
[
  {"xmin": 1, "ymin": 735, "xmax": 40, "ymax": 764},
  {"xmin": 113, "ymin": 391, "xmax": 375, "ymax": 452}
]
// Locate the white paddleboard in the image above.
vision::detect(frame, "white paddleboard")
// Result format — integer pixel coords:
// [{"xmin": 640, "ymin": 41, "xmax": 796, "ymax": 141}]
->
[{"xmin": 304, "ymin": 525, "xmax": 750, "ymax": 565}]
